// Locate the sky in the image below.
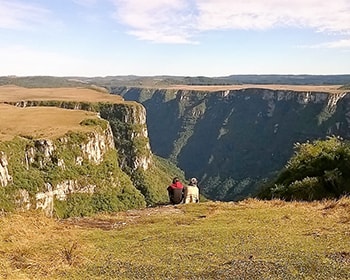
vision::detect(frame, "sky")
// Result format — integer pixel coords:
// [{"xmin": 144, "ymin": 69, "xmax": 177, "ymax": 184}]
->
[{"xmin": 0, "ymin": 0, "xmax": 349, "ymax": 77}]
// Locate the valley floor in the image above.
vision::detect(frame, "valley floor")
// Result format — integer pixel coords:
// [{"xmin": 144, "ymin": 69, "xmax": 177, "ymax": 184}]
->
[{"xmin": 0, "ymin": 198, "xmax": 349, "ymax": 279}]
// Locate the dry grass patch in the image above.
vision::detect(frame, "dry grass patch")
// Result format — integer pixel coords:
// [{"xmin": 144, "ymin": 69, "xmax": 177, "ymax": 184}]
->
[
  {"xmin": 0, "ymin": 85, "xmax": 123, "ymax": 103},
  {"xmin": 0, "ymin": 211, "xmax": 91, "ymax": 279},
  {"xmin": 0, "ymin": 104, "xmax": 102, "ymax": 141}
]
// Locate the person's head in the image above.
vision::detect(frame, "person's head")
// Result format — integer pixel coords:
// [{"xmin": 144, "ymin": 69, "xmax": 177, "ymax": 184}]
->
[
  {"xmin": 190, "ymin": 177, "xmax": 197, "ymax": 185},
  {"xmin": 172, "ymin": 177, "xmax": 179, "ymax": 184}
]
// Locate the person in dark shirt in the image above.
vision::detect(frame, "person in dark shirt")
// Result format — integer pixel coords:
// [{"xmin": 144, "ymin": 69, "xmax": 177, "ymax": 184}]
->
[{"xmin": 167, "ymin": 177, "xmax": 184, "ymax": 204}]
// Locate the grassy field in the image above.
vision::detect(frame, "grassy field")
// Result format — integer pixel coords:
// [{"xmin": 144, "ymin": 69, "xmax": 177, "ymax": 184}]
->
[
  {"xmin": 0, "ymin": 104, "xmax": 102, "ymax": 141},
  {"xmin": 0, "ymin": 198, "xmax": 349, "ymax": 279},
  {"xmin": 0, "ymin": 85, "xmax": 123, "ymax": 102},
  {"xmin": 0, "ymin": 85, "xmax": 126, "ymax": 141}
]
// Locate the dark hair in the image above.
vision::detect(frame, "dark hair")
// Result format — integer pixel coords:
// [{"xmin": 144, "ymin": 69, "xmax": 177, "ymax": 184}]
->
[{"xmin": 172, "ymin": 177, "xmax": 179, "ymax": 184}]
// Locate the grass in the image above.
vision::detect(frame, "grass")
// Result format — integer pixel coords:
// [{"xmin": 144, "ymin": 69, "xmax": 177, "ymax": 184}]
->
[
  {"xmin": 0, "ymin": 104, "xmax": 102, "ymax": 141},
  {"xmin": 0, "ymin": 85, "xmax": 127, "ymax": 141},
  {"xmin": 0, "ymin": 85, "xmax": 123, "ymax": 102},
  {"xmin": 0, "ymin": 198, "xmax": 349, "ymax": 279}
]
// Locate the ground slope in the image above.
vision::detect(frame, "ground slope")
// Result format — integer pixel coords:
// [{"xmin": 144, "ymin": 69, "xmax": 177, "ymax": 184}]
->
[{"xmin": 0, "ymin": 198, "xmax": 349, "ymax": 279}]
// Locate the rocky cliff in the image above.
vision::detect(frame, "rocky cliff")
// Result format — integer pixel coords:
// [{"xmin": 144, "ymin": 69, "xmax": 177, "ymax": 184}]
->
[
  {"xmin": 0, "ymin": 116, "xmax": 147, "ymax": 217},
  {"xmin": 0, "ymin": 151, "xmax": 11, "ymax": 187},
  {"xmin": 113, "ymin": 86, "xmax": 350, "ymax": 201},
  {"xmin": 0, "ymin": 87, "xmax": 183, "ymax": 216}
]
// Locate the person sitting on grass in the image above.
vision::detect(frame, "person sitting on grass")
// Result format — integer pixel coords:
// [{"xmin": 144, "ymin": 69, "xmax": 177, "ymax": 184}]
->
[
  {"xmin": 184, "ymin": 177, "xmax": 199, "ymax": 203},
  {"xmin": 167, "ymin": 177, "xmax": 184, "ymax": 205}
]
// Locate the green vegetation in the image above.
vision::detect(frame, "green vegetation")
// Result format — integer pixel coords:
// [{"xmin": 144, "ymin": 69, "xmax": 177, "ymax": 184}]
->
[
  {"xmin": 0, "ymin": 199, "xmax": 349, "ymax": 279},
  {"xmin": 0, "ymin": 130, "xmax": 146, "ymax": 217},
  {"xmin": 1, "ymin": 137, "xmax": 45, "ymax": 195},
  {"xmin": 79, "ymin": 118, "xmax": 108, "ymax": 130},
  {"xmin": 259, "ymin": 137, "xmax": 350, "ymax": 200},
  {"xmin": 52, "ymin": 147, "xmax": 146, "ymax": 218},
  {"xmin": 0, "ymin": 187, "xmax": 14, "ymax": 212},
  {"xmin": 98, "ymin": 103, "xmax": 184, "ymax": 206},
  {"xmin": 131, "ymin": 156, "xmax": 185, "ymax": 205}
]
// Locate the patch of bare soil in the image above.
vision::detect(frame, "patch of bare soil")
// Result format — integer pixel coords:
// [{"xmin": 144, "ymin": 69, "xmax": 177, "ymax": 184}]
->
[{"xmin": 60, "ymin": 205, "xmax": 183, "ymax": 230}]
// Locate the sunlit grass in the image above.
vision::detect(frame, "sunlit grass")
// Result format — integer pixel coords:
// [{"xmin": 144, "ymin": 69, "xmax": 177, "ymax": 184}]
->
[
  {"xmin": 0, "ymin": 198, "xmax": 349, "ymax": 279},
  {"xmin": 0, "ymin": 85, "xmax": 123, "ymax": 103},
  {"xmin": 0, "ymin": 104, "xmax": 103, "ymax": 141}
]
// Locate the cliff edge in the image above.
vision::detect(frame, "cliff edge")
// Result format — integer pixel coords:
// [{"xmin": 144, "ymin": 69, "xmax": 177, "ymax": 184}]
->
[{"xmin": 0, "ymin": 86, "xmax": 182, "ymax": 216}]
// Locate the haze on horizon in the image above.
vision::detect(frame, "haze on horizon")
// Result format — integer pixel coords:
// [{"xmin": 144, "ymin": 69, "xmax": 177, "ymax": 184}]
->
[{"xmin": 0, "ymin": 0, "xmax": 349, "ymax": 77}]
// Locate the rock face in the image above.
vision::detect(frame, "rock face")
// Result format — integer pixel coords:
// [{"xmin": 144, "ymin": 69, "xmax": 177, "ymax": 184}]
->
[
  {"xmin": 0, "ymin": 122, "xmax": 138, "ymax": 216},
  {"xmin": 35, "ymin": 180, "xmax": 96, "ymax": 217},
  {"xmin": 115, "ymin": 87, "xmax": 350, "ymax": 201},
  {"xmin": 0, "ymin": 152, "xmax": 11, "ymax": 187},
  {"xmin": 20, "ymin": 127, "xmax": 114, "ymax": 216},
  {"xmin": 80, "ymin": 127, "xmax": 115, "ymax": 164},
  {"xmin": 99, "ymin": 103, "xmax": 152, "ymax": 171}
]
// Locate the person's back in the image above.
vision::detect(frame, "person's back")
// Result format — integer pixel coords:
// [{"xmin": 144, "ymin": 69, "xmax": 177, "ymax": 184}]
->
[
  {"xmin": 184, "ymin": 178, "xmax": 199, "ymax": 203},
  {"xmin": 171, "ymin": 187, "xmax": 184, "ymax": 204},
  {"xmin": 167, "ymin": 177, "xmax": 184, "ymax": 204}
]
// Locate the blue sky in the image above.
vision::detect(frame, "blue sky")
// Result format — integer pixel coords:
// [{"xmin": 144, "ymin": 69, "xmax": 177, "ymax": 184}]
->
[{"xmin": 0, "ymin": 0, "xmax": 349, "ymax": 77}]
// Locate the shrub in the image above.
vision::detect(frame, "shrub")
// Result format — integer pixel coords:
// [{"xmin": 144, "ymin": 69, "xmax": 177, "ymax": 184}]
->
[
  {"xmin": 54, "ymin": 194, "xmax": 95, "ymax": 218},
  {"xmin": 79, "ymin": 118, "xmax": 108, "ymax": 130},
  {"xmin": 0, "ymin": 187, "xmax": 15, "ymax": 212},
  {"xmin": 259, "ymin": 136, "xmax": 350, "ymax": 201}
]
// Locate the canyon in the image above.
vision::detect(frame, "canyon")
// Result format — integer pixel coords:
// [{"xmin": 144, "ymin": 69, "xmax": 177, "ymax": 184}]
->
[{"xmin": 111, "ymin": 84, "xmax": 350, "ymax": 200}]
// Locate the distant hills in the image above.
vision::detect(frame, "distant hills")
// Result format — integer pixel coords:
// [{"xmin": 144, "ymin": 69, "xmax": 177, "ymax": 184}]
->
[
  {"xmin": 2, "ymin": 74, "xmax": 350, "ymax": 89},
  {"xmin": 87, "ymin": 74, "xmax": 350, "ymax": 87},
  {"xmin": 80, "ymin": 74, "xmax": 350, "ymax": 87}
]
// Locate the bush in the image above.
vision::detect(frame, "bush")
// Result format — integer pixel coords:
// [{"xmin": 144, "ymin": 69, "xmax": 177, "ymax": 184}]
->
[
  {"xmin": 0, "ymin": 187, "xmax": 15, "ymax": 212},
  {"xmin": 80, "ymin": 118, "xmax": 108, "ymax": 130},
  {"xmin": 259, "ymin": 136, "xmax": 350, "ymax": 201},
  {"xmin": 54, "ymin": 194, "xmax": 95, "ymax": 218}
]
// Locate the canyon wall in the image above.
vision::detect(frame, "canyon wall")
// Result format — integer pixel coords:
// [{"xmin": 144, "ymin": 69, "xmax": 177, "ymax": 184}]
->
[{"xmin": 114, "ymin": 87, "xmax": 350, "ymax": 200}]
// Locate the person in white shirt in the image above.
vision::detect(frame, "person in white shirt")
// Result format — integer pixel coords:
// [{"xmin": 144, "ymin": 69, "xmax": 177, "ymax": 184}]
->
[{"xmin": 184, "ymin": 177, "xmax": 199, "ymax": 203}]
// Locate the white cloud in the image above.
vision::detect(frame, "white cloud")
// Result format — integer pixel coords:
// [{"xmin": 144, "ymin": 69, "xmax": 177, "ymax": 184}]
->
[
  {"xmin": 325, "ymin": 39, "xmax": 350, "ymax": 48},
  {"xmin": 0, "ymin": 0, "xmax": 50, "ymax": 29},
  {"xmin": 301, "ymin": 38, "xmax": 350, "ymax": 49},
  {"xmin": 112, "ymin": 0, "xmax": 198, "ymax": 43},
  {"xmin": 196, "ymin": 0, "xmax": 350, "ymax": 33},
  {"xmin": 112, "ymin": 0, "xmax": 350, "ymax": 43}
]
